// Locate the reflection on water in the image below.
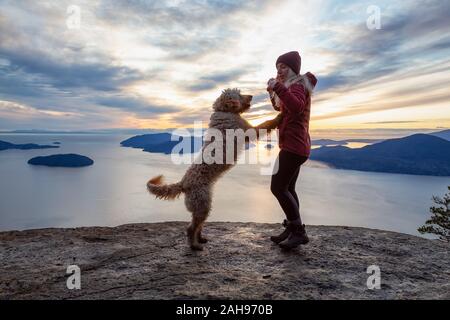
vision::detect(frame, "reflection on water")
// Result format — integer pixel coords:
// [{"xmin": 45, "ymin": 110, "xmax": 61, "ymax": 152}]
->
[
  {"xmin": 0, "ymin": 134, "xmax": 448, "ymax": 238},
  {"xmin": 311, "ymin": 142, "xmax": 371, "ymax": 149},
  {"xmin": 344, "ymin": 142, "xmax": 371, "ymax": 148}
]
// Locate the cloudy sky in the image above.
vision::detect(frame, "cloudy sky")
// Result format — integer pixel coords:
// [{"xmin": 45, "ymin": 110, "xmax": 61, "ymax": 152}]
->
[{"xmin": 0, "ymin": 0, "xmax": 449, "ymax": 133}]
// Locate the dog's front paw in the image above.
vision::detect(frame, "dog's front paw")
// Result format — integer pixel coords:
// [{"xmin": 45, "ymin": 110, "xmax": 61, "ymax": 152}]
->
[{"xmin": 198, "ymin": 236, "xmax": 208, "ymax": 244}]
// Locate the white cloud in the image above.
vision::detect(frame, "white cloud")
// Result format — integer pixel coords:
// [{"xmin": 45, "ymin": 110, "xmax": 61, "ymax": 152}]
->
[{"xmin": 0, "ymin": 0, "xmax": 449, "ymax": 130}]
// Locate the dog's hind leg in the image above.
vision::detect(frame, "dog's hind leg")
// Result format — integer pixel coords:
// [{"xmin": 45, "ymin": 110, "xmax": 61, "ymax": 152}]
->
[
  {"xmin": 185, "ymin": 187, "xmax": 212, "ymax": 250},
  {"xmin": 187, "ymin": 214, "xmax": 208, "ymax": 250},
  {"xmin": 198, "ymin": 225, "xmax": 208, "ymax": 244}
]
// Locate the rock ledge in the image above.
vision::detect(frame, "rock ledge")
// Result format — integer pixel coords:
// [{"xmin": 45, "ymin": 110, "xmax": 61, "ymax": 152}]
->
[{"xmin": 0, "ymin": 222, "xmax": 448, "ymax": 299}]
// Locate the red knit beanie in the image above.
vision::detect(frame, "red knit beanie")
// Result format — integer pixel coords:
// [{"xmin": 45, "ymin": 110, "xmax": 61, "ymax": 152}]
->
[{"xmin": 276, "ymin": 51, "xmax": 301, "ymax": 75}]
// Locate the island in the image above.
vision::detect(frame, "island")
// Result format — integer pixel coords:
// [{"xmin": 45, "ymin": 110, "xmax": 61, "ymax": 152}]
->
[
  {"xmin": 0, "ymin": 222, "xmax": 448, "ymax": 299},
  {"xmin": 120, "ymin": 132, "xmax": 174, "ymax": 149},
  {"xmin": 121, "ymin": 133, "xmax": 203, "ymax": 154},
  {"xmin": 310, "ymin": 134, "xmax": 450, "ymax": 176},
  {"xmin": 27, "ymin": 154, "xmax": 94, "ymax": 167},
  {"xmin": 0, "ymin": 140, "xmax": 59, "ymax": 151}
]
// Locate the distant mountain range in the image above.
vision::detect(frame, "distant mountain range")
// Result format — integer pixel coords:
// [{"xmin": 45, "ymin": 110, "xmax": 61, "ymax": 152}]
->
[
  {"xmin": 430, "ymin": 129, "xmax": 450, "ymax": 141},
  {"xmin": 4, "ymin": 129, "xmax": 449, "ymax": 176},
  {"xmin": 0, "ymin": 128, "xmax": 195, "ymax": 135},
  {"xmin": 0, "ymin": 140, "xmax": 59, "ymax": 151},
  {"xmin": 3, "ymin": 127, "xmax": 448, "ymax": 141},
  {"xmin": 121, "ymin": 132, "xmax": 450, "ymax": 176},
  {"xmin": 310, "ymin": 133, "xmax": 450, "ymax": 176},
  {"xmin": 310, "ymin": 130, "xmax": 450, "ymax": 146},
  {"xmin": 0, "ymin": 128, "xmax": 174, "ymax": 134}
]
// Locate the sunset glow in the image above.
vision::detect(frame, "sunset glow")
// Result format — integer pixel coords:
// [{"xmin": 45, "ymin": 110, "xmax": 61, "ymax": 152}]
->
[{"xmin": 0, "ymin": 0, "xmax": 449, "ymax": 134}]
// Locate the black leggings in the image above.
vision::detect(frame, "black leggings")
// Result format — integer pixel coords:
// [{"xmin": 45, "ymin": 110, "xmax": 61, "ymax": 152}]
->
[{"xmin": 270, "ymin": 149, "xmax": 308, "ymax": 222}]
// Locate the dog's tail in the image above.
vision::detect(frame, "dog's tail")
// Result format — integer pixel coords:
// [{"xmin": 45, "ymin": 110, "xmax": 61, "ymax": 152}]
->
[{"xmin": 146, "ymin": 175, "xmax": 184, "ymax": 200}]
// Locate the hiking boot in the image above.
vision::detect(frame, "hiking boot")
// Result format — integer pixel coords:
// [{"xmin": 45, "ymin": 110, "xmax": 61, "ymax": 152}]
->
[
  {"xmin": 279, "ymin": 223, "xmax": 309, "ymax": 249},
  {"xmin": 270, "ymin": 219, "xmax": 291, "ymax": 244}
]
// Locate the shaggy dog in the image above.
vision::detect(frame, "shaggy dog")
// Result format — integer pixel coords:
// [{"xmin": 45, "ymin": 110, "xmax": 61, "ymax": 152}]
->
[{"xmin": 147, "ymin": 89, "xmax": 282, "ymax": 250}]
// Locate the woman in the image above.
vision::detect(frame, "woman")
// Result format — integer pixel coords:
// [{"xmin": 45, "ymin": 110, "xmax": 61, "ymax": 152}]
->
[{"xmin": 266, "ymin": 51, "xmax": 317, "ymax": 250}]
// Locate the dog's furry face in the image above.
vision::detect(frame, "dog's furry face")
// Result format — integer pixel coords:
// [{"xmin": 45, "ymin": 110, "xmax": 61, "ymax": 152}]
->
[{"xmin": 213, "ymin": 88, "xmax": 252, "ymax": 114}]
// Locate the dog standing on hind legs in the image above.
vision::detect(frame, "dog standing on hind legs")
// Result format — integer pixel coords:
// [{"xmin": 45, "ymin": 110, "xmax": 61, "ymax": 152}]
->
[
  {"xmin": 147, "ymin": 174, "xmax": 210, "ymax": 249},
  {"xmin": 147, "ymin": 89, "xmax": 282, "ymax": 250}
]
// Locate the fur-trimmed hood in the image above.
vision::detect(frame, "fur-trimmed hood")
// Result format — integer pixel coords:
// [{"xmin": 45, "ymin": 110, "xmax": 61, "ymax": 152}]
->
[
  {"xmin": 273, "ymin": 71, "xmax": 317, "ymax": 110},
  {"xmin": 284, "ymin": 72, "xmax": 317, "ymax": 95}
]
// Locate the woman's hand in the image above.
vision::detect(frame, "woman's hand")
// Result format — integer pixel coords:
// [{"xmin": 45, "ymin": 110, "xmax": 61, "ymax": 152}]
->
[
  {"xmin": 266, "ymin": 78, "xmax": 278, "ymax": 110},
  {"xmin": 267, "ymin": 78, "xmax": 277, "ymax": 91}
]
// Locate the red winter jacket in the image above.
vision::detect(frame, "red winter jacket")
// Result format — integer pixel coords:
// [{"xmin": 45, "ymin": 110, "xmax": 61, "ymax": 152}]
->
[{"xmin": 272, "ymin": 72, "xmax": 317, "ymax": 157}]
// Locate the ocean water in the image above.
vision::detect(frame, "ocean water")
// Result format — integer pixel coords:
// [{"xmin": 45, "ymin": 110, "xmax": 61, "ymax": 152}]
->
[{"xmin": 0, "ymin": 133, "xmax": 448, "ymax": 238}]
